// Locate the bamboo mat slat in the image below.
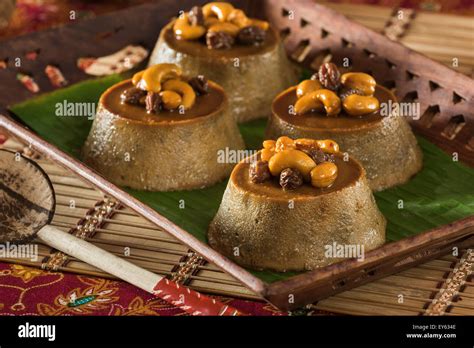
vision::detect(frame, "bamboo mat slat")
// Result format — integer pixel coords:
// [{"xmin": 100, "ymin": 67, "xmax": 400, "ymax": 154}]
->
[
  {"xmin": 319, "ymin": 1, "xmax": 474, "ymax": 77},
  {"xmin": 2, "ymin": 2, "xmax": 474, "ymax": 315}
]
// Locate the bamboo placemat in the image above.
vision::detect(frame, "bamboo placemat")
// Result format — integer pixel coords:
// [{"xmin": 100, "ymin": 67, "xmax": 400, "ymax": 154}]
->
[{"xmin": 2, "ymin": 2, "xmax": 474, "ymax": 315}]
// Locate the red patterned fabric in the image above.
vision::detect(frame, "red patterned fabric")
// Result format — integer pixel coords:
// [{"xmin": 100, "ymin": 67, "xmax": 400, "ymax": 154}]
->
[
  {"xmin": 0, "ymin": 262, "xmax": 285, "ymax": 316},
  {"xmin": 1, "ymin": 0, "xmax": 473, "ymax": 40}
]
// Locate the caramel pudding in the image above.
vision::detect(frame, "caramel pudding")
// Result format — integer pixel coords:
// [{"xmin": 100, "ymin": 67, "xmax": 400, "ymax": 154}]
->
[
  {"xmin": 266, "ymin": 64, "xmax": 423, "ymax": 191},
  {"xmin": 208, "ymin": 137, "xmax": 386, "ymax": 272},
  {"xmin": 101, "ymin": 80, "xmax": 226, "ymax": 124},
  {"xmin": 82, "ymin": 63, "xmax": 245, "ymax": 191},
  {"xmin": 148, "ymin": 2, "xmax": 299, "ymax": 123}
]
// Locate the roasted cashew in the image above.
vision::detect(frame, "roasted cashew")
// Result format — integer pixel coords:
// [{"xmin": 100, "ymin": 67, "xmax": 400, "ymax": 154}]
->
[
  {"xmin": 296, "ymin": 79, "xmax": 322, "ymax": 99},
  {"xmin": 316, "ymin": 140, "xmax": 340, "ymax": 154},
  {"xmin": 294, "ymin": 138, "xmax": 340, "ymax": 154},
  {"xmin": 132, "ymin": 64, "xmax": 182, "ymax": 93},
  {"xmin": 203, "ymin": 2, "xmax": 235, "ymax": 21},
  {"xmin": 173, "ymin": 14, "xmax": 206, "ymax": 40},
  {"xmin": 341, "ymin": 72, "xmax": 376, "ymax": 96},
  {"xmin": 204, "ymin": 17, "xmax": 220, "ymax": 27},
  {"xmin": 342, "ymin": 94, "xmax": 380, "ymax": 116},
  {"xmin": 162, "ymin": 79, "xmax": 196, "ymax": 110},
  {"xmin": 208, "ymin": 22, "xmax": 241, "ymax": 37},
  {"xmin": 275, "ymin": 136, "xmax": 296, "ymax": 152},
  {"xmin": 268, "ymin": 149, "xmax": 316, "ymax": 180},
  {"xmin": 261, "ymin": 148, "xmax": 275, "ymax": 162},
  {"xmin": 310, "ymin": 162, "xmax": 338, "ymax": 188},
  {"xmin": 160, "ymin": 91, "xmax": 182, "ymax": 110},
  {"xmin": 263, "ymin": 140, "xmax": 276, "ymax": 150},
  {"xmin": 295, "ymin": 89, "xmax": 341, "ymax": 116}
]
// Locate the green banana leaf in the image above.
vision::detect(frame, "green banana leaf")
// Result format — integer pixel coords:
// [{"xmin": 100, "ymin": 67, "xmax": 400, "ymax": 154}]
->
[{"xmin": 10, "ymin": 75, "xmax": 474, "ymax": 283}]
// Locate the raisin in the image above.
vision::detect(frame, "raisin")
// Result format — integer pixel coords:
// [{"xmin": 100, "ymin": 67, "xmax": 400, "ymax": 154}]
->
[
  {"xmin": 145, "ymin": 92, "xmax": 162, "ymax": 114},
  {"xmin": 237, "ymin": 26, "xmax": 266, "ymax": 46},
  {"xmin": 279, "ymin": 168, "xmax": 303, "ymax": 190},
  {"xmin": 318, "ymin": 63, "xmax": 341, "ymax": 91},
  {"xmin": 188, "ymin": 6, "xmax": 204, "ymax": 27},
  {"xmin": 188, "ymin": 75, "xmax": 209, "ymax": 95},
  {"xmin": 249, "ymin": 160, "xmax": 271, "ymax": 183},
  {"xmin": 307, "ymin": 148, "xmax": 335, "ymax": 165},
  {"xmin": 206, "ymin": 31, "xmax": 235, "ymax": 49},
  {"xmin": 339, "ymin": 87, "xmax": 364, "ymax": 101},
  {"xmin": 295, "ymin": 142, "xmax": 317, "ymax": 154},
  {"xmin": 121, "ymin": 87, "xmax": 146, "ymax": 105}
]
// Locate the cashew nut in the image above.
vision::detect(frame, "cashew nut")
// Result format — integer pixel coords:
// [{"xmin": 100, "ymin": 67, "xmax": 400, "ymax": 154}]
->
[
  {"xmin": 132, "ymin": 64, "xmax": 182, "ymax": 93},
  {"xmin": 310, "ymin": 162, "xmax": 338, "ymax": 188},
  {"xmin": 294, "ymin": 138, "xmax": 318, "ymax": 152},
  {"xmin": 208, "ymin": 22, "xmax": 241, "ymax": 37},
  {"xmin": 160, "ymin": 90, "xmax": 182, "ymax": 110},
  {"xmin": 173, "ymin": 14, "xmax": 206, "ymax": 40},
  {"xmin": 263, "ymin": 140, "xmax": 276, "ymax": 150},
  {"xmin": 275, "ymin": 136, "xmax": 296, "ymax": 152},
  {"xmin": 296, "ymin": 79, "xmax": 322, "ymax": 99},
  {"xmin": 295, "ymin": 89, "xmax": 341, "ymax": 116},
  {"xmin": 228, "ymin": 9, "xmax": 252, "ymax": 28},
  {"xmin": 294, "ymin": 138, "xmax": 340, "ymax": 154},
  {"xmin": 341, "ymin": 73, "xmax": 376, "ymax": 96},
  {"xmin": 249, "ymin": 19, "xmax": 270, "ymax": 31},
  {"xmin": 342, "ymin": 94, "xmax": 379, "ymax": 116},
  {"xmin": 203, "ymin": 2, "xmax": 235, "ymax": 21},
  {"xmin": 162, "ymin": 79, "xmax": 196, "ymax": 110},
  {"xmin": 261, "ymin": 148, "xmax": 275, "ymax": 162},
  {"xmin": 268, "ymin": 149, "xmax": 316, "ymax": 180},
  {"xmin": 316, "ymin": 140, "xmax": 340, "ymax": 154}
]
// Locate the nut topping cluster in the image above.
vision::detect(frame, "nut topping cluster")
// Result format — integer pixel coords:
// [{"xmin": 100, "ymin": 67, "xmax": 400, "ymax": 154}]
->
[
  {"xmin": 250, "ymin": 136, "xmax": 340, "ymax": 190},
  {"xmin": 173, "ymin": 2, "xmax": 269, "ymax": 50},
  {"xmin": 294, "ymin": 63, "xmax": 380, "ymax": 117},
  {"xmin": 120, "ymin": 63, "xmax": 209, "ymax": 114}
]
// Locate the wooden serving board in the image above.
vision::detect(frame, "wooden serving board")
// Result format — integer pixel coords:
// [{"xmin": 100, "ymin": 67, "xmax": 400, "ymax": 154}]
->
[
  {"xmin": 0, "ymin": 0, "xmax": 473, "ymax": 311},
  {"xmin": 1, "ymin": 136, "xmax": 473, "ymax": 315}
]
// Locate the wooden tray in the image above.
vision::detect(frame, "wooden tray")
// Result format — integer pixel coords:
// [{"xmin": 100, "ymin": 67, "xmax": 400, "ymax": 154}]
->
[
  {"xmin": 1, "ymin": 136, "xmax": 473, "ymax": 316},
  {"xmin": 1, "ymin": 0, "xmax": 473, "ymax": 310}
]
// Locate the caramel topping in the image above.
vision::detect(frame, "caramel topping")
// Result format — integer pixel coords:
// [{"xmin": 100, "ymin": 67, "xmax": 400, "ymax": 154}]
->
[
  {"xmin": 130, "ymin": 64, "xmax": 197, "ymax": 111},
  {"xmin": 340, "ymin": 72, "xmax": 376, "ymax": 96},
  {"xmin": 132, "ymin": 64, "xmax": 182, "ymax": 93}
]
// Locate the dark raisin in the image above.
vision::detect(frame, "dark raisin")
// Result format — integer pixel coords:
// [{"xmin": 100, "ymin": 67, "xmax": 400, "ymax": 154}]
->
[
  {"xmin": 237, "ymin": 26, "xmax": 266, "ymax": 46},
  {"xmin": 145, "ymin": 92, "xmax": 162, "ymax": 114},
  {"xmin": 121, "ymin": 87, "xmax": 146, "ymax": 105},
  {"xmin": 318, "ymin": 63, "xmax": 341, "ymax": 91},
  {"xmin": 279, "ymin": 168, "xmax": 303, "ymax": 190},
  {"xmin": 206, "ymin": 31, "xmax": 235, "ymax": 49},
  {"xmin": 295, "ymin": 142, "xmax": 317, "ymax": 154},
  {"xmin": 339, "ymin": 87, "xmax": 364, "ymax": 101},
  {"xmin": 188, "ymin": 75, "xmax": 209, "ymax": 95},
  {"xmin": 249, "ymin": 160, "xmax": 271, "ymax": 183},
  {"xmin": 188, "ymin": 6, "xmax": 204, "ymax": 27}
]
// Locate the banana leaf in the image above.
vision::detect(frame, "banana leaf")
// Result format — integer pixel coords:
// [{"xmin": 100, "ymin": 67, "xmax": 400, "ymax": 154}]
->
[{"xmin": 10, "ymin": 76, "xmax": 474, "ymax": 283}]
